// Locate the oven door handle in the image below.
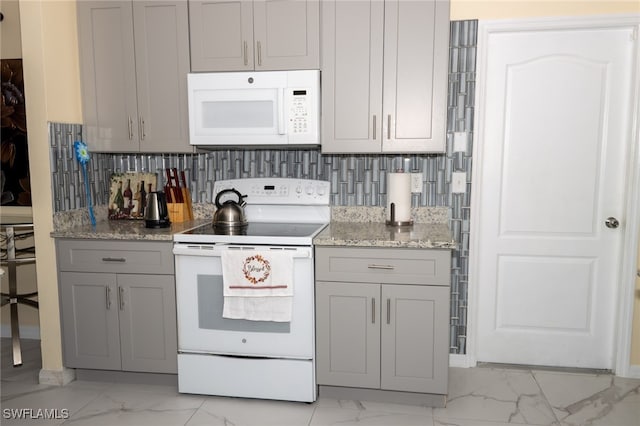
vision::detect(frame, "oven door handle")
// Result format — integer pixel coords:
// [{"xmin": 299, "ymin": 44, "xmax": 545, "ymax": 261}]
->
[{"xmin": 173, "ymin": 244, "xmax": 312, "ymax": 258}]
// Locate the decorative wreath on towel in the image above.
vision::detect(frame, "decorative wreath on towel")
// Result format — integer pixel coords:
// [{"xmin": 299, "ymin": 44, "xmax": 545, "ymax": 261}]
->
[{"xmin": 243, "ymin": 255, "xmax": 271, "ymax": 284}]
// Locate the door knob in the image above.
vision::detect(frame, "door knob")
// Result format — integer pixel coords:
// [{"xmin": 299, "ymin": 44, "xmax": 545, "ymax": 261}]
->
[{"xmin": 605, "ymin": 217, "xmax": 620, "ymax": 229}]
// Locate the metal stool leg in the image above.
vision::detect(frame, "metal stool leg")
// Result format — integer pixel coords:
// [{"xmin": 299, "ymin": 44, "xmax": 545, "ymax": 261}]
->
[
  {"xmin": 1, "ymin": 224, "xmax": 37, "ymax": 368},
  {"xmin": 8, "ymin": 257, "xmax": 23, "ymax": 367}
]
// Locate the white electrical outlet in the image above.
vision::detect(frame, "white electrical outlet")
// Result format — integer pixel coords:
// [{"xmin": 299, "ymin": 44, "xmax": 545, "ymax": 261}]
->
[
  {"xmin": 452, "ymin": 172, "xmax": 466, "ymax": 193},
  {"xmin": 453, "ymin": 132, "xmax": 468, "ymax": 152},
  {"xmin": 410, "ymin": 173, "xmax": 422, "ymax": 193}
]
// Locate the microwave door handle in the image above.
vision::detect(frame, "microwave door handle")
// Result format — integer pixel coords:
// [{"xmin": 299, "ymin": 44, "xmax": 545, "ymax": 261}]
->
[{"xmin": 277, "ymin": 88, "xmax": 286, "ymax": 135}]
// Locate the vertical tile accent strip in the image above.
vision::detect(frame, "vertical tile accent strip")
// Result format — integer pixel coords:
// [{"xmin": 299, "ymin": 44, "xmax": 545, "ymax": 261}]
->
[{"xmin": 48, "ymin": 20, "xmax": 477, "ymax": 354}]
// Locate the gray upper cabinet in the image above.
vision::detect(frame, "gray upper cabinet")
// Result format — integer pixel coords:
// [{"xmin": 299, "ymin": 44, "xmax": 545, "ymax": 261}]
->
[
  {"xmin": 189, "ymin": 0, "xmax": 319, "ymax": 71},
  {"xmin": 78, "ymin": 1, "xmax": 192, "ymax": 153},
  {"xmin": 321, "ymin": 0, "xmax": 450, "ymax": 153}
]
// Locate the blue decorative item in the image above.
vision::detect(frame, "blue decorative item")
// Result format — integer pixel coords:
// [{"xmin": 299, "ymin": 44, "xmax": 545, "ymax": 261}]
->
[{"xmin": 74, "ymin": 140, "xmax": 96, "ymax": 227}]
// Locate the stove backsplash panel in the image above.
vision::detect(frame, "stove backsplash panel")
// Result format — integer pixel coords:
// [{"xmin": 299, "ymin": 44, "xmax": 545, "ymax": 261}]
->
[{"xmin": 48, "ymin": 20, "xmax": 476, "ymax": 354}]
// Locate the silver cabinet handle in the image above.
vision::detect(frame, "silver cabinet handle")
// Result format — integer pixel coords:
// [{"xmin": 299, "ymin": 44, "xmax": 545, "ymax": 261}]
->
[
  {"xmin": 118, "ymin": 287, "xmax": 125, "ymax": 311},
  {"xmin": 372, "ymin": 115, "xmax": 377, "ymax": 140},
  {"xmin": 102, "ymin": 257, "xmax": 126, "ymax": 263},
  {"xmin": 605, "ymin": 217, "xmax": 620, "ymax": 229},
  {"xmin": 243, "ymin": 41, "xmax": 248, "ymax": 66},
  {"xmin": 368, "ymin": 264, "xmax": 394, "ymax": 270},
  {"xmin": 106, "ymin": 286, "xmax": 112, "ymax": 310},
  {"xmin": 139, "ymin": 117, "xmax": 145, "ymax": 140},
  {"xmin": 372, "ymin": 298, "xmax": 376, "ymax": 324},
  {"xmin": 128, "ymin": 116, "xmax": 133, "ymax": 140},
  {"xmin": 257, "ymin": 41, "xmax": 262, "ymax": 66},
  {"xmin": 386, "ymin": 298, "xmax": 391, "ymax": 324},
  {"xmin": 387, "ymin": 115, "xmax": 391, "ymax": 139}
]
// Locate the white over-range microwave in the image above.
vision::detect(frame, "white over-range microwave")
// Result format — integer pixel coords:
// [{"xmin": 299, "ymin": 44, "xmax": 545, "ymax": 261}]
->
[{"xmin": 187, "ymin": 70, "xmax": 320, "ymax": 146}]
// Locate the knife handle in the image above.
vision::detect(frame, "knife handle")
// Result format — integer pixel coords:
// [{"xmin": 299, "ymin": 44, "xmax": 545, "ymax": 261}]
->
[{"xmin": 172, "ymin": 168, "xmax": 183, "ymax": 203}]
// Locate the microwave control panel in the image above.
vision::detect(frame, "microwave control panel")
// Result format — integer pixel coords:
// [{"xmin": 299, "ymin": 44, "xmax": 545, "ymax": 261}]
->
[{"xmin": 289, "ymin": 89, "xmax": 310, "ymax": 134}]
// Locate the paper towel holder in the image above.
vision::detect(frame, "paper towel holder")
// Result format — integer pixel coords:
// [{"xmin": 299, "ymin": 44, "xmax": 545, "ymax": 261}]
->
[{"xmin": 385, "ymin": 203, "xmax": 414, "ymax": 227}]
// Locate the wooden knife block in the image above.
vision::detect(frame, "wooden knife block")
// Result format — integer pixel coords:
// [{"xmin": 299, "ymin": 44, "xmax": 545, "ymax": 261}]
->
[{"xmin": 168, "ymin": 203, "xmax": 189, "ymax": 223}]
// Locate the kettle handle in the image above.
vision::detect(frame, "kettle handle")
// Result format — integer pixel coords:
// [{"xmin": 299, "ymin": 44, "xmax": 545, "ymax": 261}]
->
[
  {"xmin": 157, "ymin": 191, "xmax": 169, "ymax": 218},
  {"xmin": 215, "ymin": 188, "xmax": 247, "ymax": 209}
]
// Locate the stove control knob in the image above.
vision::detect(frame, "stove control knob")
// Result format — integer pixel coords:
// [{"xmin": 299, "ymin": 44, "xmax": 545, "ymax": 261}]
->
[
  {"xmin": 317, "ymin": 185, "xmax": 326, "ymax": 196},
  {"xmin": 305, "ymin": 185, "xmax": 314, "ymax": 195},
  {"xmin": 295, "ymin": 185, "xmax": 303, "ymax": 194}
]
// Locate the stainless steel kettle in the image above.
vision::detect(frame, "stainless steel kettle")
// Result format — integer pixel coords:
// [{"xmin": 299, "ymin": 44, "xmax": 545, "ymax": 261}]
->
[
  {"xmin": 213, "ymin": 188, "xmax": 247, "ymax": 228},
  {"xmin": 144, "ymin": 191, "xmax": 171, "ymax": 228}
]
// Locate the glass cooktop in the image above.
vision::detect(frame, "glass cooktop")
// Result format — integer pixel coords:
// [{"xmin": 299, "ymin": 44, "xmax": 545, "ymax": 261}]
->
[
  {"xmin": 174, "ymin": 221, "xmax": 328, "ymax": 245},
  {"xmin": 184, "ymin": 222, "xmax": 325, "ymax": 238}
]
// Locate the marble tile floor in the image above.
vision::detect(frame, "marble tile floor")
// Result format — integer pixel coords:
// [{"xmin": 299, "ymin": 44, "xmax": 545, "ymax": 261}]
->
[{"xmin": 1, "ymin": 339, "xmax": 639, "ymax": 426}]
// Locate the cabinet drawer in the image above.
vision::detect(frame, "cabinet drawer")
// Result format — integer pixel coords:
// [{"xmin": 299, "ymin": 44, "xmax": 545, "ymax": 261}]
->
[
  {"xmin": 57, "ymin": 240, "xmax": 174, "ymax": 275},
  {"xmin": 315, "ymin": 247, "xmax": 450, "ymax": 286}
]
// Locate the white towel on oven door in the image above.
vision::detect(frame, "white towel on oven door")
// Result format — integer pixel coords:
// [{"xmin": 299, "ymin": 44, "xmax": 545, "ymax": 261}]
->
[{"xmin": 221, "ymin": 249, "xmax": 294, "ymax": 322}]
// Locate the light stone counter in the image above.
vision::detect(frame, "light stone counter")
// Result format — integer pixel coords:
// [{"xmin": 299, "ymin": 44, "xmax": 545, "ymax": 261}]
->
[
  {"xmin": 50, "ymin": 205, "xmax": 213, "ymax": 241},
  {"xmin": 315, "ymin": 206, "xmax": 457, "ymax": 249},
  {"xmin": 50, "ymin": 218, "xmax": 209, "ymax": 241}
]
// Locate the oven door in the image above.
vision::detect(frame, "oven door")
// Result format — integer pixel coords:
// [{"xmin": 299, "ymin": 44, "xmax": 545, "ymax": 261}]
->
[{"xmin": 173, "ymin": 244, "xmax": 314, "ymax": 359}]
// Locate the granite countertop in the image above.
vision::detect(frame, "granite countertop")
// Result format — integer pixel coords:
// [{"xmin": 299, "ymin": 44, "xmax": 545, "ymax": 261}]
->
[
  {"xmin": 50, "ymin": 206, "xmax": 456, "ymax": 248},
  {"xmin": 313, "ymin": 206, "xmax": 457, "ymax": 249},
  {"xmin": 50, "ymin": 204, "xmax": 214, "ymax": 241},
  {"xmin": 50, "ymin": 218, "xmax": 209, "ymax": 241},
  {"xmin": 313, "ymin": 222, "xmax": 456, "ymax": 249}
]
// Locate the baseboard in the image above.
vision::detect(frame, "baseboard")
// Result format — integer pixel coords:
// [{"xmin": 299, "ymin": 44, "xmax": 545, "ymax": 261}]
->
[
  {"xmin": 0, "ymin": 325, "xmax": 40, "ymax": 340},
  {"xmin": 76, "ymin": 369, "xmax": 178, "ymax": 386},
  {"xmin": 39, "ymin": 367, "xmax": 75, "ymax": 386},
  {"xmin": 626, "ymin": 365, "xmax": 640, "ymax": 379},
  {"xmin": 319, "ymin": 386, "xmax": 446, "ymax": 407},
  {"xmin": 449, "ymin": 353, "xmax": 474, "ymax": 368}
]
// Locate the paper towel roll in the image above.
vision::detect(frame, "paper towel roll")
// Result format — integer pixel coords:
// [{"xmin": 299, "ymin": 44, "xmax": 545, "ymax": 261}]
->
[{"xmin": 386, "ymin": 173, "xmax": 412, "ymax": 224}]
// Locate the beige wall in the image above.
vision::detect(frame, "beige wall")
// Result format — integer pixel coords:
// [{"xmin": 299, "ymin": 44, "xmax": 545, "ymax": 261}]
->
[
  {"xmin": 0, "ymin": 0, "xmax": 22, "ymax": 58},
  {"xmin": 19, "ymin": 0, "xmax": 81, "ymax": 373},
  {"xmin": 450, "ymin": 0, "xmax": 640, "ymax": 20},
  {"xmin": 17, "ymin": 0, "xmax": 640, "ymax": 374}
]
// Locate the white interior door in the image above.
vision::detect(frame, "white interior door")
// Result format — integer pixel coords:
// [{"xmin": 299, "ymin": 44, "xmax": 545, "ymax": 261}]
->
[{"xmin": 473, "ymin": 19, "xmax": 637, "ymax": 369}]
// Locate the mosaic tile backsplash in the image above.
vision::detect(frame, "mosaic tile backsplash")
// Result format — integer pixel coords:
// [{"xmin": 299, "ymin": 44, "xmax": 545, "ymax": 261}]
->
[{"xmin": 49, "ymin": 20, "xmax": 476, "ymax": 354}]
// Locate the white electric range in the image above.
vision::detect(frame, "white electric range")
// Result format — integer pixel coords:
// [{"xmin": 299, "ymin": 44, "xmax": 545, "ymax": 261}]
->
[{"xmin": 173, "ymin": 178, "xmax": 330, "ymax": 402}]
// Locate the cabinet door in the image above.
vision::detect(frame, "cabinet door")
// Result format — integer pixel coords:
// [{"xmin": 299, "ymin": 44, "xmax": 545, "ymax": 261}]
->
[
  {"xmin": 381, "ymin": 0, "xmax": 449, "ymax": 153},
  {"xmin": 316, "ymin": 281, "xmax": 380, "ymax": 388},
  {"xmin": 321, "ymin": 0, "xmax": 384, "ymax": 153},
  {"xmin": 189, "ymin": 0, "xmax": 254, "ymax": 71},
  {"xmin": 77, "ymin": 1, "xmax": 139, "ymax": 152},
  {"xmin": 381, "ymin": 284, "xmax": 449, "ymax": 393},
  {"xmin": 118, "ymin": 274, "xmax": 177, "ymax": 373},
  {"xmin": 133, "ymin": 1, "xmax": 192, "ymax": 153},
  {"xmin": 60, "ymin": 272, "xmax": 121, "ymax": 370},
  {"xmin": 253, "ymin": 0, "xmax": 319, "ymax": 70}
]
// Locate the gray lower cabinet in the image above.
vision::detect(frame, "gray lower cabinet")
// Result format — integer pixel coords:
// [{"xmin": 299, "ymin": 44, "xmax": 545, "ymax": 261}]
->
[
  {"xmin": 57, "ymin": 240, "xmax": 177, "ymax": 374},
  {"xmin": 315, "ymin": 247, "xmax": 450, "ymax": 395}
]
